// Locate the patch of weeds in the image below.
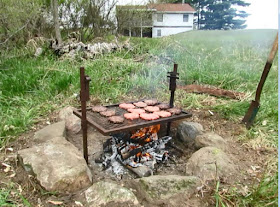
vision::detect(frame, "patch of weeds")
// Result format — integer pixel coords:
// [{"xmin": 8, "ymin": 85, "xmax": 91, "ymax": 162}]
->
[
  {"xmin": 0, "ymin": 188, "xmax": 14, "ymax": 206},
  {"xmin": 211, "ymin": 101, "xmax": 249, "ymax": 120},
  {"xmin": 215, "ymin": 172, "xmax": 278, "ymax": 207},
  {"xmin": 0, "ymin": 183, "xmax": 31, "ymax": 207}
]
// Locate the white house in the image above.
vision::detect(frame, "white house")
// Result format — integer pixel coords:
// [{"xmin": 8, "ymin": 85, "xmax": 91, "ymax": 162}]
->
[
  {"xmin": 151, "ymin": 4, "xmax": 195, "ymax": 38},
  {"xmin": 116, "ymin": 3, "xmax": 196, "ymax": 38}
]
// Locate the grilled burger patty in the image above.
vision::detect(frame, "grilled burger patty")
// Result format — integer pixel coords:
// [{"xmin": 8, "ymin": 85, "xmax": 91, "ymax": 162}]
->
[
  {"xmin": 92, "ymin": 105, "xmax": 107, "ymax": 112},
  {"xmin": 153, "ymin": 111, "xmax": 172, "ymax": 118},
  {"xmin": 144, "ymin": 99, "xmax": 158, "ymax": 106},
  {"xmin": 144, "ymin": 106, "xmax": 160, "ymax": 113},
  {"xmin": 124, "ymin": 113, "xmax": 139, "ymax": 120},
  {"xmin": 157, "ymin": 103, "xmax": 170, "ymax": 110},
  {"xmin": 167, "ymin": 108, "xmax": 182, "ymax": 115},
  {"xmin": 127, "ymin": 108, "xmax": 146, "ymax": 114},
  {"xmin": 133, "ymin": 101, "xmax": 147, "ymax": 108},
  {"xmin": 100, "ymin": 110, "xmax": 116, "ymax": 117},
  {"xmin": 108, "ymin": 116, "xmax": 124, "ymax": 124},
  {"xmin": 119, "ymin": 103, "xmax": 136, "ymax": 110},
  {"xmin": 140, "ymin": 113, "xmax": 159, "ymax": 120}
]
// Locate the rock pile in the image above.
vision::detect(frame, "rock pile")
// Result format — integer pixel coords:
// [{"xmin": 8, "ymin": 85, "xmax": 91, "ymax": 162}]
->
[
  {"xmin": 15, "ymin": 105, "xmax": 239, "ymax": 206},
  {"xmin": 50, "ymin": 38, "xmax": 132, "ymax": 59},
  {"xmin": 177, "ymin": 121, "xmax": 238, "ymax": 181}
]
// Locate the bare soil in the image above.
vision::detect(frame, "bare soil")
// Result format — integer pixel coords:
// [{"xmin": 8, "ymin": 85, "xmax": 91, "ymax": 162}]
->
[{"xmin": 0, "ymin": 107, "xmax": 276, "ymax": 207}]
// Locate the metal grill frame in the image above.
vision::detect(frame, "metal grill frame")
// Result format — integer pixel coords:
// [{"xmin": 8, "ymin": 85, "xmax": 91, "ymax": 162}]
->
[
  {"xmin": 75, "ymin": 64, "xmax": 192, "ymax": 162},
  {"xmin": 73, "ymin": 105, "xmax": 192, "ymax": 136}
]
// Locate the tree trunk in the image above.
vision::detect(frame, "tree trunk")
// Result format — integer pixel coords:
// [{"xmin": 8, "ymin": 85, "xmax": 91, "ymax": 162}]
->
[
  {"xmin": 197, "ymin": 1, "xmax": 200, "ymax": 30},
  {"xmin": 52, "ymin": 0, "xmax": 62, "ymax": 45}
]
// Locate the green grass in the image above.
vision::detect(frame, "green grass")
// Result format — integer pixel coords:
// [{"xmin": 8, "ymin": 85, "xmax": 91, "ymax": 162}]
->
[
  {"xmin": 0, "ymin": 183, "xmax": 31, "ymax": 206},
  {"xmin": 146, "ymin": 29, "xmax": 278, "ymax": 146},
  {"xmin": 0, "ymin": 29, "xmax": 278, "ymax": 206}
]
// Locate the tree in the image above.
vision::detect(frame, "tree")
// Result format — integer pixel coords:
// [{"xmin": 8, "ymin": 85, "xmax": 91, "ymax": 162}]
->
[
  {"xmin": 80, "ymin": 0, "xmax": 117, "ymax": 41},
  {"xmin": 0, "ymin": 0, "xmax": 42, "ymax": 47},
  {"xmin": 52, "ymin": 0, "xmax": 62, "ymax": 44},
  {"xmin": 187, "ymin": 0, "xmax": 250, "ymax": 30},
  {"xmin": 52, "ymin": 0, "xmax": 62, "ymax": 45}
]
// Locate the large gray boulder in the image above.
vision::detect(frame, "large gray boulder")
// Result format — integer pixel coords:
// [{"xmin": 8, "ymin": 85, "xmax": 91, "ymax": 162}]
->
[
  {"xmin": 186, "ymin": 147, "xmax": 237, "ymax": 181},
  {"xmin": 18, "ymin": 137, "xmax": 92, "ymax": 193},
  {"xmin": 85, "ymin": 181, "xmax": 139, "ymax": 207},
  {"xmin": 195, "ymin": 132, "xmax": 227, "ymax": 150},
  {"xmin": 33, "ymin": 121, "xmax": 65, "ymax": 143},
  {"xmin": 177, "ymin": 121, "xmax": 204, "ymax": 144},
  {"xmin": 136, "ymin": 175, "xmax": 200, "ymax": 200}
]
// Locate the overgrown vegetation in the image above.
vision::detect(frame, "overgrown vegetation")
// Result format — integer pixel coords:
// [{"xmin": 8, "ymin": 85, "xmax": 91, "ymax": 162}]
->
[{"xmin": 0, "ymin": 29, "xmax": 278, "ymax": 206}]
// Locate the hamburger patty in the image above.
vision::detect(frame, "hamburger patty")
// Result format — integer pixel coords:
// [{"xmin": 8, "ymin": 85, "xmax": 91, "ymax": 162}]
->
[
  {"xmin": 119, "ymin": 103, "xmax": 136, "ymax": 110},
  {"xmin": 144, "ymin": 99, "xmax": 158, "ymax": 106},
  {"xmin": 144, "ymin": 106, "xmax": 160, "ymax": 113},
  {"xmin": 140, "ymin": 113, "xmax": 159, "ymax": 120},
  {"xmin": 100, "ymin": 110, "xmax": 116, "ymax": 117},
  {"xmin": 157, "ymin": 103, "xmax": 170, "ymax": 110},
  {"xmin": 127, "ymin": 108, "xmax": 146, "ymax": 114},
  {"xmin": 124, "ymin": 113, "xmax": 139, "ymax": 120},
  {"xmin": 167, "ymin": 108, "xmax": 182, "ymax": 115},
  {"xmin": 133, "ymin": 101, "xmax": 147, "ymax": 108},
  {"xmin": 92, "ymin": 105, "xmax": 107, "ymax": 112},
  {"xmin": 108, "ymin": 116, "xmax": 124, "ymax": 124},
  {"xmin": 153, "ymin": 111, "xmax": 172, "ymax": 118}
]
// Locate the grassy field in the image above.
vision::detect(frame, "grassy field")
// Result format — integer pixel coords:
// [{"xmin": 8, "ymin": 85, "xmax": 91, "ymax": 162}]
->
[{"xmin": 0, "ymin": 29, "xmax": 278, "ymax": 206}]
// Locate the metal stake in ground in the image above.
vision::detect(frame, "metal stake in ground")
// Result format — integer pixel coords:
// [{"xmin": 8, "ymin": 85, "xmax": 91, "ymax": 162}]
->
[
  {"xmin": 166, "ymin": 64, "xmax": 179, "ymax": 135},
  {"xmin": 80, "ymin": 67, "xmax": 91, "ymax": 163}
]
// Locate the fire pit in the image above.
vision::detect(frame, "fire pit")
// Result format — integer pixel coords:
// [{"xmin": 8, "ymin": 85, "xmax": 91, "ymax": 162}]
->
[{"xmin": 74, "ymin": 64, "xmax": 192, "ymax": 176}]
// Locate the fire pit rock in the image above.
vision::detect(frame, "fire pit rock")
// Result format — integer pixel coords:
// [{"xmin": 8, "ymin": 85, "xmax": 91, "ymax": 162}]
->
[
  {"xmin": 85, "ymin": 181, "xmax": 139, "ymax": 207},
  {"xmin": 177, "ymin": 121, "xmax": 204, "ymax": 145},
  {"xmin": 18, "ymin": 137, "xmax": 92, "ymax": 193},
  {"xmin": 195, "ymin": 132, "xmax": 227, "ymax": 150},
  {"xmin": 133, "ymin": 175, "xmax": 200, "ymax": 200},
  {"xmin": 185, "ymin": 146, "xmax": 237, "ymax": 181},
  {"xmin": 58, "ymin": 106, "xmax": 81, "ymax": 134},
  {"xmin": 33, "ymin": 121, "xmax": 66, "ymax": 143}
]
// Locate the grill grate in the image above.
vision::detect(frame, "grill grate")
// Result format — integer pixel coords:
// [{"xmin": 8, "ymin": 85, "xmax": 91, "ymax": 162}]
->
[{"xmin": 73, "ymin": 103, "xmax": 192, "ymax": 135}]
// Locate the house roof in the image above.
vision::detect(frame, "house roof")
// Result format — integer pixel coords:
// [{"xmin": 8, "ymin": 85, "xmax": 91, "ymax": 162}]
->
[
  {"xmin": 149, "ymin": 3, "xmax": 195, "ymax": 12},
  {"xmin": 117, "ymin": 3, "xmax": 196, "ymax": 13}
]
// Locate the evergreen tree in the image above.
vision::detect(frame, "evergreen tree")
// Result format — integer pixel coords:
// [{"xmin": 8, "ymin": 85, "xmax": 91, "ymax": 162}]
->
[{"xmin": 187, "ymin": 0, "xmax": 250, "ymax": 30}]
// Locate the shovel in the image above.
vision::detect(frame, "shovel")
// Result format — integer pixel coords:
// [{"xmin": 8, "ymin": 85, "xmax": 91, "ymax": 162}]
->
[{"xmin": 242, "ymin": 33, "xmax": 278, "ymax": 128}]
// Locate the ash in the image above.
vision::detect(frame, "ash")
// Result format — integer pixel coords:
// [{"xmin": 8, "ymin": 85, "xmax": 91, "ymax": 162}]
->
[{"xmin": 97, "ymin": 130, "xmax": 172, "ymax": 177}]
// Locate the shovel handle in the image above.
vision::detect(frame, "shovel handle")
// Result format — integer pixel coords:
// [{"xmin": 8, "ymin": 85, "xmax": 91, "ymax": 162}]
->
[
  {"xmin": 255, "ymin": 33, "xmax": 278, "ymax": 102},
  {"xmin": 268, "ymin": 33, "xmax": 278, "ymax": 63}
]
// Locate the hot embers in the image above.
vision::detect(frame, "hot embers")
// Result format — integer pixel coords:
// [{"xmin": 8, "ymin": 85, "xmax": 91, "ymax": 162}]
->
[{"xmin": 99, "ymin": 124, "xmax": 172, "ymax": 176}]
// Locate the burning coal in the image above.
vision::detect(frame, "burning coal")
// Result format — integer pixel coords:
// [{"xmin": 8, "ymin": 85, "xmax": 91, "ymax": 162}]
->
[{"xmin": 99, "ymin": 125, "xmax": 172, "ymax": 176}]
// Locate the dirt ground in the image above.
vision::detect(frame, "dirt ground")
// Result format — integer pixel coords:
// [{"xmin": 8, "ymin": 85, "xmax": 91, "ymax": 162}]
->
[{"xmin": 0, "ymin": 107, "xmax": 276, "ymax": 206}]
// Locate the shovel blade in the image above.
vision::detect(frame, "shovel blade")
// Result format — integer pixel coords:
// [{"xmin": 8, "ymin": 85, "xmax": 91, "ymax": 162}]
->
[{"xmin": 242, "ymin": 100, "xmax": 260, "ymax": 129}]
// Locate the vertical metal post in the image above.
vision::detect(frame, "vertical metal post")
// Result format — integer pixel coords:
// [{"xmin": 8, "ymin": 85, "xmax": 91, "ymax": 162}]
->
[
  {"xmin": 80, "ymin": 67, "xmax": 91, "ymax": 163},
  {"xmin": 166, "ymin": 64, "xmax": 179, "ymax": 135}
]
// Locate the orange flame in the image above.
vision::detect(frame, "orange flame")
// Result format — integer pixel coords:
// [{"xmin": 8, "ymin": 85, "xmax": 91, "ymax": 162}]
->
[
  {"xmin": 129, "ymin": 125, "xmax": 160, "ymax": 162},
  {"xmin": 131, "ymin": 125, "xmax": 160, "ymax": 139},
  {"xmin": 149, "ymin": 124, "xmax": 160, "ymax": 134}
]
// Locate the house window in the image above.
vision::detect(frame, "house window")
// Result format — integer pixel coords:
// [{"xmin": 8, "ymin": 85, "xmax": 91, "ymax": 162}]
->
[
  {"xmin": 183, "ymin": 14, "xmax": 189, "ymax": 22},
  {"xmin": 157, "ymin": 14, "xmax": 163, "ymax": 22},
  {"xmin": 157, "ymin": 29, "xmax": 161, "ymax": 37}
]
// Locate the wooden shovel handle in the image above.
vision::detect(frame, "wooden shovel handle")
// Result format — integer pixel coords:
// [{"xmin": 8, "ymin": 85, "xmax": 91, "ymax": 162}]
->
[
  {"xmin": 267, "ymin": 33, "xmax": 278, "ymax": 63},
  {"xmin": 255, "ymin": 33, "xmax": 278, "ymax": 102}
]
